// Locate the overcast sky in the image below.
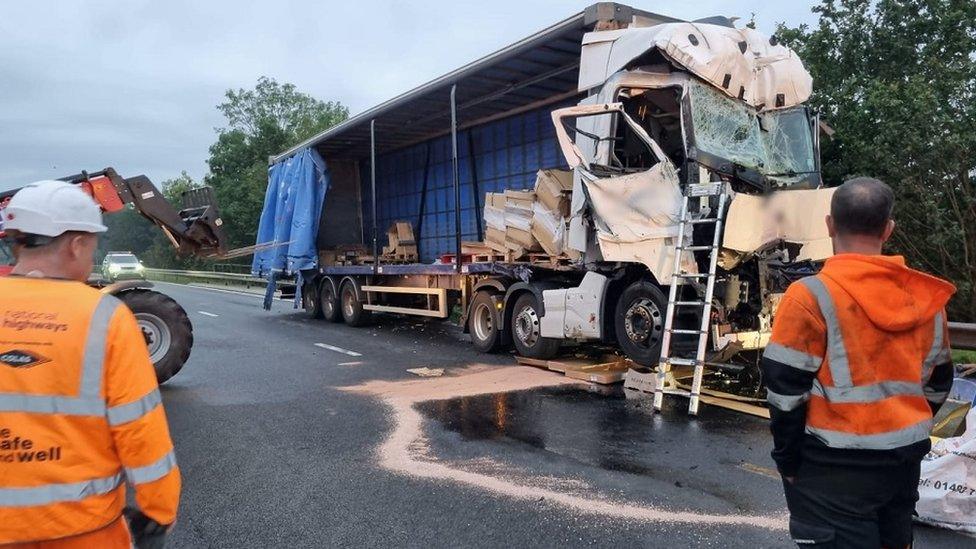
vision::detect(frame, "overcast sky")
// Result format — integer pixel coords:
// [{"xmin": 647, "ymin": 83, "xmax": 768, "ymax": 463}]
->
[{"xmin": 0, "ymin": 0, "xmax": 818, "ymax": 192}]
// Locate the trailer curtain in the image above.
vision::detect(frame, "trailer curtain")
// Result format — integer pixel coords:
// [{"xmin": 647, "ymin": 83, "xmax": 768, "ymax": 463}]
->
[{"xmin": 252, "ymin": 148, "xmax": 329, "ymax": 277}]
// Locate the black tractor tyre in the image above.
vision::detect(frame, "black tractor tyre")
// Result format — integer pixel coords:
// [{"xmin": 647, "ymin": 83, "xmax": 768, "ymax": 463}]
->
[
  {"xmin": 510, "ymin": 292, "xmax": 560, "ymax": 359},
  {"xmin": 303, "ymin": 279, "xmax": 323, "ymax": 319},
  {"xmin": 320, "ymin": 279, "xmax": 342, "ymax": 323},
  {"xmin": 468, "ymin": 291, "xmax": 503, "ymax": 353},
  {"xmin": 340, "ymin": 280, "xmax": 371, "ymax": 327},
  {"xmin": 614, "ymin": 280, "xmax": 668, "ymax": 367},
  {"xmin": 116, "ymin": 289, "xmax": 193, "ymax": 384}
]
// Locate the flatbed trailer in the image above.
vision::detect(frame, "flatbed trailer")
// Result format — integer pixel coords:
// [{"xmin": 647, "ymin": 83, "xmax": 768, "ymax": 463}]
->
[{"xmin": 257, "ymin": 4, "xmax": 833, "ymax": 413}]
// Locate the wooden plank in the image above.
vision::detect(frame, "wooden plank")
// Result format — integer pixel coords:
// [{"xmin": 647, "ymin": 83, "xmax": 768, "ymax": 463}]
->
[
  {"xmin": 514, "ymin": 356, "xmax": 551, "ymax": 368},
  {"xmin": 697, "ymin": 394, "xmax": 770, "ymax": 419},
  {"xmin": 564, "ymin": 367, "xmax": 628, "ymax": 385},
  {"xmin": 361, "ymin": 285, "xmax": 446, "ymax": 296},
  {"xmin": 362, "ymin": 303, "xmax": 448, "ymax": 318}
]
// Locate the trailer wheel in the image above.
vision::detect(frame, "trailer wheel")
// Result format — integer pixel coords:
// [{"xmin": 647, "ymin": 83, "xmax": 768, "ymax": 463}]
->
[
  {"xmin": 303, "ymin": 279, "xmax": 323, "ymax": 319},
  {"xmin": 614, "ymin": 280, "xmax": 667, "ymax": 366},
  {"xmin": 340, "ymin": 280, "xmax": 371, "ymax": 327},
  {"xmin": 116, "ymin": 289, "xmax": 193, "ymax": 384},
  {"xmin": 468, "ymin": 291, "xmax": 503, "ymax": 353},
  {"xmin": 510, "ymin": 292, "xmax": 560, "ymax": 359},
  {"xmin": 320, "ymin": 279, "xmax": 342, "ymax": 323}
]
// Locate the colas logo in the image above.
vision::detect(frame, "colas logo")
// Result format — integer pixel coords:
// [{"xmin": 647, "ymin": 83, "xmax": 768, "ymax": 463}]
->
[{"xmin": 0, "ymin": 349, "xmax": 51, "ymax": 369}]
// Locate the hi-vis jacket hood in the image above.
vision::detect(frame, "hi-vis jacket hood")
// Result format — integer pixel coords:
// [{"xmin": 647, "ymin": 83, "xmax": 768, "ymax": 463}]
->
[{"xmin": 819, "ymin": 254, "xmax": 956, "ymax": 332}]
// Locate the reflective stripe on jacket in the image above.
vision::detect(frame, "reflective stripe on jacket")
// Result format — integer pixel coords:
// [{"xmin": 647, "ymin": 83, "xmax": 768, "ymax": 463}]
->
[{"xmin": 0, "ymin": 277, "xmax": 180, "ymax": 544}]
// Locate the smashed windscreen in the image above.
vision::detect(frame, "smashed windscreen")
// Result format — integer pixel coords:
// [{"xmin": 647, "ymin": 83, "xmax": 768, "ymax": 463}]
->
[{"xmin": 688, "ymin": 80, "xmax": 816, "ymax": 186}]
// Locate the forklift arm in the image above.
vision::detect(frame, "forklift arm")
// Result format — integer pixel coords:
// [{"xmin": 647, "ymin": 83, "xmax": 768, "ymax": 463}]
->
[{"xmin": 1, "ymin": 167, "xmax": 227, "ymax": 257}]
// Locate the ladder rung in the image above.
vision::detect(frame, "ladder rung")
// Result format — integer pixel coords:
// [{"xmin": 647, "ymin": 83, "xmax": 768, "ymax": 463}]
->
[
  {"xmin": 668, "ymin": 328, "xmax": 706, "ymax": 335},
  {"xmin": 677, "ymin": 245, "xmax": 715, "ymax": 252},
  {"xmin": 674, "ymin": 272, "xmax": 710, "ymax": 279},
  {"xmin": 673, "ymin": 300, "xmax": 706, "ymax": 306},
  {"xmin": 667, "ymin": 357, "xmax": 699, "ymax": 367},
  {"xmin": 685, "ymin": 218, "xmax": 719, "ymax": 225}
]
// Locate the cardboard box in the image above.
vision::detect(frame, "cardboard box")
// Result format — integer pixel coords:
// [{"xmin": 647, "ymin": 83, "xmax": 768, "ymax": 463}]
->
[
  {"xmin": 486, "ymin": 227, "xmax": 508, "ymax": 253},
  {"xmin": 506, "ymin": 226, "xmax": 540, "ymax": 251},
  {"xmin": 387, "ymin": 221, "xmax": 415, "ymax": 249},
  {"xmin": 534, "ymin": 169, "xmax": 573, "ymax": 218},
  {"xmin": 532, "ymin": 223, "xmax": 561, "ymax": 256},
  {"xmin": 504, "ymin": 189, "xmax": 535, "ymax": 212},
  {"xmin": 486, "ymin": 192, "xmax": 507, "ymax": 209}
]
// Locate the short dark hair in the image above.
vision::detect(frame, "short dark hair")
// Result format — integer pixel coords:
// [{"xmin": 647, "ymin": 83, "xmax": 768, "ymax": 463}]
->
[{"xmin": 830, "ymin": 177, "xmax": 895, "ymax": 237}]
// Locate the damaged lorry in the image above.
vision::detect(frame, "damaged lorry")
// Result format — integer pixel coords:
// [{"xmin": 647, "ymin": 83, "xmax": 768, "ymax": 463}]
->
[{"xmin": 255, "ymin": 4, "xmax": 835, "ymax": 414}]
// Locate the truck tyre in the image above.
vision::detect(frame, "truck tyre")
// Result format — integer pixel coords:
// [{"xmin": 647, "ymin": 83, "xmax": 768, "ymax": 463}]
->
[
  {"xmin": 303, "ymin": 279, "xmax": 323, "ymax": 319},
  {"xmin": 340, "ymin": 280, "xmax": 371, "ymax": 327},
  {"xmin": 468, "ymin": 290, "xmax": 503, "ymax": 353},
  {"xmin": 614, "ymin": 280, "xmax": 667, "ymax": 366},
  {"xmin": 320, "ymin": 279, "xmax": 342, "ymax": 323},
  {"xmin": 117, "ymin": 289, "xmax": 193, "ymax": 384},
  {"xmin": 510, "ymin": 292, "xmax": 560, "ymax": 359}
]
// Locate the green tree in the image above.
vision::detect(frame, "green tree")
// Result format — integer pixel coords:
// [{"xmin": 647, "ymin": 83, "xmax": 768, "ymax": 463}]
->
[
  {"xmin": 205, "ymin": 77, "xmax": 349, "ymax": 250},
  {"xmin": 779, "ymin": 0, "xmax": 976, "ymax": 320}
]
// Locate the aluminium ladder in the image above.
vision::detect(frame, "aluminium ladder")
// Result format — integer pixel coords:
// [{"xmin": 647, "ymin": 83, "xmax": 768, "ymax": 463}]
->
[{"xmin": 653, "ymin": 174, "xmax": 728, "ymax": 415}]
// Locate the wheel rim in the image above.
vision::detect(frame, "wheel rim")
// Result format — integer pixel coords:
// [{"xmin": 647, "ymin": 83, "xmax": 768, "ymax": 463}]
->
[
  {"xmin": 322, "ymin": 286, "xmax": 335, "ymax": 317},
  {"xmin": 472, "ymin": 302, "xmax": 494, "ymax": 342},
  {"xmin": 514, "ymin": 305, "xmax": 540, "ymax": 348},
  {"xmin": 304, "ymin": 289, "xmax": 316, "ymax": 313},
  {"xmin": 135, "ymin": 312, "xmax": 171, "ymax": 363},
  {"xmin": 623, "ymin": 297, "xmax": 663, "ymax": 349},
  {"xmin": 343, "ymin": 288, "xmax": 355, "ymax": 317}
]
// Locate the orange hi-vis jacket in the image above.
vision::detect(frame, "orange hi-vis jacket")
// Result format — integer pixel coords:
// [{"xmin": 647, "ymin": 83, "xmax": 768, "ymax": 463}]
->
[
  {"xmin": 761, "ymin": 254, "xmax": 955, "ymax": 475},
  {"xmin": 0, "ymin": 277, "xmax": 181, "ymax": 545}
]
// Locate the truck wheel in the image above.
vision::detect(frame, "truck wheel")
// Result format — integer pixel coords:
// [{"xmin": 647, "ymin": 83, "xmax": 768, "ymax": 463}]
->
[
  {"xmin": 340, "ymin": 280, "xmax": 371, "ymax": 327},
  {"xmin": 511, "ymin": 292, "xmax": 560, "ymax": 359},
  {"xmin": 468, "ymin": 291, "xmax": 503, "ymax": 353},
  {"xmin": 320, "ymin": 279, "xmax": 342, "ymax": 323},
  {"xmin": 615, "ymin": 280, "xmax": 667, "ymax": 366},
  {"xmin": 117, "ymin": 289, "xmax": 193, "ymax": 384},
  {"xmin": 303, "ymin": 279, "xmax": 323, "ymax": 319}
]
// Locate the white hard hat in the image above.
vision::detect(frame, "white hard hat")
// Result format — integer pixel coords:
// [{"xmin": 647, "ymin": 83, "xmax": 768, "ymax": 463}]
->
[{"xmin": 3, "ymin": 180, "xmax": 107, "ymax": 237}]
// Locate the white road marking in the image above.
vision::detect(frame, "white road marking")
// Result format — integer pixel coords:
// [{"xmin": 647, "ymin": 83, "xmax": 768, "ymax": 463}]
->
[
  {"xmin": 337, "ymin": 361, "xmax": 363, "ymax": 366},
  {"xmin": 198, "ymin": 311, "xmax": 219, "ymax": 317},
  {"xmin": 314, "ymin": 343, "xmax": 362, "ymax": 357}
]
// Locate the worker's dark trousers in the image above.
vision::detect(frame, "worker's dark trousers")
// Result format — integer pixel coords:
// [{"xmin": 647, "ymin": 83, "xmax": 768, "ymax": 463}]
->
[{"xmin": 782, "ymin": 459, "xmax": 920, "ymax": 548}]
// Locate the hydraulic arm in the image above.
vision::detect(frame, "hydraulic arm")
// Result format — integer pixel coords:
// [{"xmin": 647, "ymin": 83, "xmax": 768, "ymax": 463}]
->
[{"xmin": 1, "ymin": 167, "xmax": 226, "ymax": 257}]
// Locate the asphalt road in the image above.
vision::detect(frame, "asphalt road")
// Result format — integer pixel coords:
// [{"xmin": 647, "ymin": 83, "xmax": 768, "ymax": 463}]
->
[{"xmin": 153, "ymin": 282, "xmax": 971, "ymax": 548}]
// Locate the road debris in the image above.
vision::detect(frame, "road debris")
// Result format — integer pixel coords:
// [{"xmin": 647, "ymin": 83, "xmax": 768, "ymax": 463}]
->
[{"xmin": 406, "ymin": 367, "xmax": 444, "ymax": 377}]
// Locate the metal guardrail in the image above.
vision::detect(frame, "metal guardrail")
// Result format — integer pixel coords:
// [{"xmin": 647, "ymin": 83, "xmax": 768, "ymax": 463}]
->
[
  {"xmin": 949, "ymin": 322, "xmax": 976, "ymax": 351},
  {"xmin": 144, "ymin": 268, "xmax": 267, "ymax": 290}
]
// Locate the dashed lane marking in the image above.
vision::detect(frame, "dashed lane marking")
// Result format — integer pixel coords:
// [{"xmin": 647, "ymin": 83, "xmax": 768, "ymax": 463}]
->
[
  {"xmin": 314, "ymin": 343, "xmax": 363, "ymax": 357},
  {"xmin": 198, "ymin": 311, "xmax": 219, "ymax": 317},
  {"xmin": 337, "ymin": 361, "xmax": 364, "ymax": 366}
]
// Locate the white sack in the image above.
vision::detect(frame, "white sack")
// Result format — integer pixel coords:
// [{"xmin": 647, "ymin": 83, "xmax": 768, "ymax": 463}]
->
[{"xmin": 916, "ymin": 405, "xmax": 976, "ymax": 534}]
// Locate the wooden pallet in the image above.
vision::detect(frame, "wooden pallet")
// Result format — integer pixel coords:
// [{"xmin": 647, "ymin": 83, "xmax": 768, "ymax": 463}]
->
[
  {"xmin": 516, "ymin": 355, "xmax": 633, "ymax": 385},
  {"xmin": 471, "ymin": 252, "xmax": 511, "ymax": 263},
  {"xmin": 526, "ymin": 253, "xmax": 574, "ymax": 268}
]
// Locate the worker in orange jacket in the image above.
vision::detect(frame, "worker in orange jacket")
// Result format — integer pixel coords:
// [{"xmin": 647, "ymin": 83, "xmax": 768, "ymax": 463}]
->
[
  {"xmin": 0, "ymin": 181, "xmax": 180, "ymax": 548},
  {"xmin": 762, "ymin": 177, "xmax": 955, "ymax": 548}
]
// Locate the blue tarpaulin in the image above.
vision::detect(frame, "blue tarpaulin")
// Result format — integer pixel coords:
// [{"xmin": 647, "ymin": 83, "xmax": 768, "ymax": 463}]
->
[{"xmin": 251, "ymin": 148, "xmax": 329, "ymax": 278}]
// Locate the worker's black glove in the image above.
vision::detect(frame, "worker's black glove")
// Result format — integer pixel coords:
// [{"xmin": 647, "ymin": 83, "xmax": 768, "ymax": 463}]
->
[{"xmin": 124, "ymin": 507, "xmax": 171, "ymax": 549}]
